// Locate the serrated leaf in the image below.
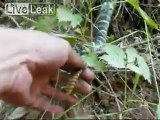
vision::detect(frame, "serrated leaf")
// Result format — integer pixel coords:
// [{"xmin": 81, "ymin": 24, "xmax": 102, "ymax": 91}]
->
[
  {"xmin": 126, "ymin": 47, "xmax": 141, "ymax": 74},
  {"xmin": 136, "ymin": 56, "xmax": 151, "ymax": 83},
  {"xmin": 53, "ymin": 33, "xmax": 77, "ymax": 45},
  {"xmin": 7, "ymin": 107, "xmax": 28, "ymax": 119},
  {"xmin": 25, "ymin": 109, "xmax": 40, "ymax": 119},
  {"xmin": 126, "ymin": 47, "xmax": 138, "ymax": 63},
  {"xmin": 101, "ymin": 44, "xmax": 151, "ymax": 83},
  {"xmin": 36, "ymin": 16, "xmax": 57, "ymax": 33},
  {"xmin": 126, "ymin": 47, "xmax": 151, "ymax": 83},
  {"xmin": 157, "ymin": 102, "xmax": 160, "ymax": 119},
  {"xmin": 57, "ymin": 6, "xmax": 83, "ymax": 28},
  {"xmin": 70, "ymin": 14, "xmax": 83, "ymax": 28},
  {"xmin": 57, "ymin": 7, "xmax": 73, "ymax": 22},
  {"xmin": 126, "ymin": 0, "xmax": 158, "ymax": 29},
  {"xmin": 82, "ymin": 51, "xmax": 105, "ymax": 71},
  {"xmin": 100, "ymin": 43, "xmax": 126, "ymax": 68}
]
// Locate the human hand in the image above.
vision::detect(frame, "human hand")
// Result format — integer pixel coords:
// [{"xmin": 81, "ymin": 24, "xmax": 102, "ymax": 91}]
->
[{"xmin": 0, "ymin": 28, "xmax": 94, "ymax": 116}]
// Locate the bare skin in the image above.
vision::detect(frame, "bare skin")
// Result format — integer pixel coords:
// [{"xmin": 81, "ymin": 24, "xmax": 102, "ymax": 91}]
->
[{"xmin": 0, "ymin": 28, "xmax": 94, "ymax": 116}]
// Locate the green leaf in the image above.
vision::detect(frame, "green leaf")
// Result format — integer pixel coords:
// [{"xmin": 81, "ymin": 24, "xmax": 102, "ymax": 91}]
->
[
  {"xmin": 126, "ymin": 0, "xmax": 139, "ymax": 9},
  {"xmin": 126, "ymin": 47, "xmax": 141, "ymax": 74},
  {"xmin": 57, "ymin": 7, "xmax": 73, "ymax": 22},
  {"xmin": 157, "ymin": 102, "xmax": 160, "ymax": 119},
  {"xmin": 126, "ymin": 47, "xmax": 138, "ymax": 63},
  {"xmin": 54, "ymin": 34, "xmax": 77, "ymax": 46},
  {"xmin": 136, "ymin": 56, "xmax": 151, "ymax": 83},
  {"xmin": 82, "ymin": 51, "xmax": 106, "ymax": 72},
  {"xmin": 7, "ymin": 107, "xmax": 28, "ymax": 119},
  {"xmin": 57, "ymin": 6, "xmax": 83, "ymax": 28},
  {"xmin": 126, "ymin": 0, "xmax": 158, "ymax": 29},
  {"xmin": 100, "ymin": 43, "xmax": 126, "ymax": 68},
  {"xmin": 126, "ymin": 47, "xmax": 151, "ymax": 83},
  {"xmin": 70, "ymin": 14, "xmax": 83, "ymax": 28},
  {"xmin": 100, "ymin": 44, "xmax": 151, "ymax": 83},
  {"xmin": 138, "ymin": 8, "xmax": 158, "ymax": 29},
  {"xmin": 36, "ymin": 16, "xmax": 57, "ymax": 33}
]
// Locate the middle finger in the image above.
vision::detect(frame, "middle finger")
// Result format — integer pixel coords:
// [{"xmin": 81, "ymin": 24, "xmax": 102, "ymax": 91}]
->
[{"xmin": 51, "ymin": 71, "xmax": 92, "ymax": 94}]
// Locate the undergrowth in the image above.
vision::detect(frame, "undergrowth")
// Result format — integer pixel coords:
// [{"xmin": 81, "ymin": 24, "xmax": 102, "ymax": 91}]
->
[{"xmin": 0, "ymin": 0, "xmax": 160, "ymax": 119}]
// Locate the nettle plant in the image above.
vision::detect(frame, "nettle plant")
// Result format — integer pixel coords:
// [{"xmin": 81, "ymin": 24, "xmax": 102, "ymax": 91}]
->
[
  {"xmin": 34, "ymin": 1, "xmax": 160, "ymax": 118},
  {"xmin": 36, "ymin": 4, "xmax": 153, "ymax": 84}
]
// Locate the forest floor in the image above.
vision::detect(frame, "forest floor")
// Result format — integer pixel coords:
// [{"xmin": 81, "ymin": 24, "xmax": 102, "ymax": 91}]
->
[{"xmin": 0, "ymin": 0, "xmax": 160, "ymax": 119}]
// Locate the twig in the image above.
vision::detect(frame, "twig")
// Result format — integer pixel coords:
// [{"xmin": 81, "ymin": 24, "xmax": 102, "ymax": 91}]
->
[
  {"xmin": 123, "ymin": 36, "xmax": 160, "ymax": 48},
  {"xmin": 70, "ymin": 3, "xmax": 103, "ymax": 41},
  {"xmin": 144, "ymin": 21, "xmax": 160, "ymax": 100},
  {"xmin": 111, "ymin": 30, "xmax": 141, "ymax": 44},
  {"xmin": 21, "ymin": 16, "xmax": 37, "ymax": 24},
  {"xmin": 0, "ymin": 8, "xmax": 22, "ymax": 28},
  {"xmin": 56, "ymin": 84, "xmax": 103, "ymax": 119},
  {"xmin": 101, "ymin": 72, "xmax": 122, "ymax": 119},
  {"xmin": 140, "ymin": 3, "xmax": 160, "ymax": 8},
  {"xmin": 39, "ymin": 70, "xmax": 60, "ymax": 120}
]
